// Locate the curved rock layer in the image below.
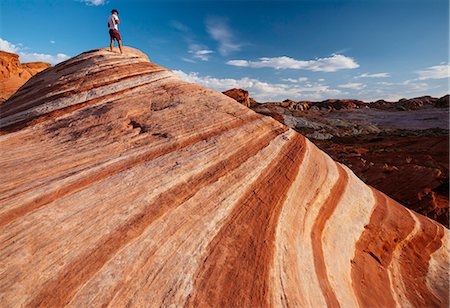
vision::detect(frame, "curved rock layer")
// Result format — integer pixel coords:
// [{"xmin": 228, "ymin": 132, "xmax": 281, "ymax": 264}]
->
[{"xmin": 0, "ymin": 47, "xmax": 448, "ymax": 307}]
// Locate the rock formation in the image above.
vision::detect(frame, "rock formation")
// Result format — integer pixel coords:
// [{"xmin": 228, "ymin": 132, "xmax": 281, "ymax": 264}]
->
[
  {"xmin": 250, "ymin": 94, "xmax": 449, "ymax": 226},
  {"xmin": 314, "ymin": 133, "xmax": 449, "ymax": 227},
  {"xmin": 255, "ymin": 96, "xmax": 449, "ymax": 112},
  {"xmin": 435, "ymin": 94, "xmax": 449, "ymax": 108},
  {"xmin": 222, "ymin": 88, "xmax": 256, "ymax": 107},
  {"xmin": 0, "ymin": 47, "xmax": 448, "ymax": 307},
  {"xmin": 0, "ymin": 51, "xmax": 51, "ymax": 102},
  {"xmin": 372, "ymin": 96, "xmax": 450, "ymax": 110}
]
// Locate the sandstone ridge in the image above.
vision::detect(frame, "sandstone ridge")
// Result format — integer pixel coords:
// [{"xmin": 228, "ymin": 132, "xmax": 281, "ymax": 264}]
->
[
  {"xmin": 0, "ymin": 51, "xmax": 51, "ymax": 102},
  {"xmin": 0, "ymin": 47, "xmax": 448, "ymax": 307}
]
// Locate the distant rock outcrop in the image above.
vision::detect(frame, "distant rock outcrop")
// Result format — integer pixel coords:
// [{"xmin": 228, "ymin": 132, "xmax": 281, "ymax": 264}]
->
[
  {"xmin": 255, "ymin": 96, "xmax": 449, "ymax": 112},
  {"xmin": 0, "ymin": 47, "xmax": 448, "ymax": 307},
  {"xmin": 314, "ymin": 99, "xmax": 366, "ymax": 110},
  {"xmin": 372, "ymin": 95, "xmax": 449, "ymax": 110},
  {"xmin": 314, "ymin": 133, "xmax": 449, "ymax": 227},
  {"xmin": 222, "ymin": 88, "xmax": 256, "ymax": 107},
  {"xmin": 435, "ymin": 94, "xmax": 449, "ymax": 108},
  {"xmin": 262, "ymin": 99, "xmax": 366, "ymax": 111},
  {"xmin": 0, "ymin": 51, "xmax": 51, "ymax": 102}
]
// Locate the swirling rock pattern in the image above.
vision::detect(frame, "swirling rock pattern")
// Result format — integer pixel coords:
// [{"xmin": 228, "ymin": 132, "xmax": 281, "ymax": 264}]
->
[{"xmin": 0, "ymin": 47, "xmax": 448, "ymax": 307}]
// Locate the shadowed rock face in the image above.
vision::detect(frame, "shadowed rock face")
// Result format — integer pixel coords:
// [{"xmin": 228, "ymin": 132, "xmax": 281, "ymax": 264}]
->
[
  {"xmin": 0, "ymin": 51, "xmax": 51, "ymax": 102},
  {"xmin": 0, "ymin": 47, "xmax": 448, "ymax": 307}
]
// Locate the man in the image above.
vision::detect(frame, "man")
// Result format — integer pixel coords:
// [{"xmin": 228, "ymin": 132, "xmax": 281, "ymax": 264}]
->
[{"xmin": 108, "ymin": 9, "xmax": 123, "ymax": 54}]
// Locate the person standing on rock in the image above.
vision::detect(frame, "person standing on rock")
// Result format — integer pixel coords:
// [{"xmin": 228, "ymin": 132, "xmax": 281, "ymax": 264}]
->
[{"xmin": 108, "ymin": 9, "xmax": 123, "ymax": 54}]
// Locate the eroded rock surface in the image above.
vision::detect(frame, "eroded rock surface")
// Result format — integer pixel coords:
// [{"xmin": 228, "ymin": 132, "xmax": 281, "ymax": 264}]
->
[
  {"xmin": 222, "ymin": 88, "xmax": 256, "ymax": 107},
  {"xmin": 315, "ymin": 132, "xmax": 449, "ymax": 227},
  {"xmin": 0, "ymin": 51, "xmax": 51, "ymax": 102},
  {"xmin": 251, "ymin": 95, "xmax": 449, "ymax": 225},
  {"xmin": 0, "ymin": 47, "xmax": 448, "ymax": 307}
]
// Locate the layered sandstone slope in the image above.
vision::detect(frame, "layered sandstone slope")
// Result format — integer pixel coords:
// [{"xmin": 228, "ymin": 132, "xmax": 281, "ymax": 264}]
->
[
  {"xmin": 0, "ymin": 47, "xmax": 448, "ymax": 307},
  {"xmin": 0, "ymin": 51, "xmax": 51, "ymax": 102}
]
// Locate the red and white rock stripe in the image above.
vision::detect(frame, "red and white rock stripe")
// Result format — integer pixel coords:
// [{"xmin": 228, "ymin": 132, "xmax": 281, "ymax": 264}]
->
[{"xmin": 0, "ymin": 47, "xmax": 448, "ymax": 307}]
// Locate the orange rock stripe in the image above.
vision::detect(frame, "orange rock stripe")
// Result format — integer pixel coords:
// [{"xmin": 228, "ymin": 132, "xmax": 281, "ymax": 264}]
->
[
  {"xmin": 52, "ymin": 50, "xmax": 146, "ymax": 73},
  {"xmin": 13, "ymin": 59, "xmax": 154, "ymax": 96},
  {"xmin": 1, "ymin": 67, "xmax": 169, "ymax": 119},
  {"xmin": 0, "ymin": 75, "xmax": 174, "ymax": 134},
  {"xmin": 27, "ymin": 123, "xmax": 288, "ymax": 307},
  {"xmin": 186, "ymin": 133, "xmax": 306, "ymax": 308},
  {"xmin": 0, "ymin": 113, "xmax": 263, "ymax": 228},
  {"xmin": 351, "ymin": 189, "xmax": 415, "ymax": 307},
  {"xmin": 310, "ymin": 164, "xmax": 348, "ymax": 308},
  {"xmin": 6, "ymin": 61, "xmax": 164, "ymax": 114},
  {"xmin": 398, "ymin": 211, "xmax": 446, "ymax": 307}
]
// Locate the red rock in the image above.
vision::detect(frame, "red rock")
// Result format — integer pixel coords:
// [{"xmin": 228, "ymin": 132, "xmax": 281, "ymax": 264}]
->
[
  {"xmin": 315, "ymin": 134, "xmax": 449, "ymax": 226},
  {"xmin": 0, "ymin": 47, "xmax": 448, "ymax": 307},
  {"xmin": 313, "ymin": 99, "xmax": 365, "ymax": 110},
  {"xmin": 0, "ymin": 51, "xmax": 51, "ymax": 102},
  {"xmin": 435, "ymin": 94, "xmax": 449, "ymax": 108},
  {"xmin": 222, "ymin": 88, "xmax": 257, "ymax": 107},
  {"xmin": 371, "ymin": 96, "xmax": 446, "ymax": 110}
]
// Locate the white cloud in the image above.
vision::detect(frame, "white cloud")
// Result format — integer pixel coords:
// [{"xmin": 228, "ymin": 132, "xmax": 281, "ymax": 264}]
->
[
  {"xmin": 19, "ymin": 52, "xmax": 70, "ymax": 65},
  {"xmin": 173, "ymin": 70, "xmax": 342, "ymax": 101},
  {"xmin": 0, "ymin": 38, "xmax": 69, "ymax": 65},
  {"xmin": 227, "ymin": 54, "xmax": 359, "ymax": 72},
  {"xmin": 357, "ymin": 79, "xmax": 440, "ymax": 102},
  {"xmin": 50, "ymin": 40, "xmax": 56, "ymax": 44},
  {"xmin": 283, "ymin": 77, "xmax": 308, "ymax": 83},
  {"xmin": 358, "ymin": 72, "xmax": 390, "ymax": 78},
  {"xmin": 83, "ymin": 0, "xmax": 106, "ymax": 6},
  {"xmin": 181, "ymin": 57, "xmax": 196, "ymax": 63},
  {"xmin": 205, "ymin": 16, "xmax": 241, "ymax": 56},
  {"xmin": 188, "ymin": 47, "xmax": 214, "ymax": 61},
  {"xmin": 0, "ymin": 38, "xmax": 19, "ymax": 53},
  {"xmin": 415, "ymin": 64, "xmax": 450, "ymax": 80},
  {"xmin": 338, "ymin": 83, "xmax": 366, "ymax": 90}
]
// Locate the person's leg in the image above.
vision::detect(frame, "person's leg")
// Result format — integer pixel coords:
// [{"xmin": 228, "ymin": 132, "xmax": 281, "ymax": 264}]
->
[
  {"xmin": 118, "ymin": 40, "xmax": 123, "ymax": 54},
  {"xmin": 110, "ymin": 38, "xmax": 114, "ymax": 52}
]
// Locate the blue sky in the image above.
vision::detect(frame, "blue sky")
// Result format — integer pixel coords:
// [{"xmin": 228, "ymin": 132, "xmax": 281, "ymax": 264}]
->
[{"xmin": 1, "ymin": 0, "xmax": 448, "ymax": 101}]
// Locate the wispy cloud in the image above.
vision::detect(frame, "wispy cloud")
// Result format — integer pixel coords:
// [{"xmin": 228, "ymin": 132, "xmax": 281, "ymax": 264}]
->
[
  {"xmin": 205, "ymin": 16, "xmax": 241, "ymax": 56},
  {"xmin": 227, "ymin": 54, "xmax": 359, "ymax": 72},
  {"xmin": 172, "ymin": 21, "xmax": 213, "ymax": 62},
  {"xmin": 173, "ymin": 70, "xmax": 342, "ymax": 101},
  {"xmin": 171, "ymin": 21, "xmax": 190, "ymax": 33},
  {"xmin": 0, "ymin": 38, "xmax": 69, "ymax": 65},
  {"xmin": 82, "ymin": 0, "xmax": 106, "ymax": 6},
  {"xmin": 338, "ymin": 82, "xmax": 366, "ymax": 90},
  {"xmin": 415, "ymin": 64, "xmax": 450, "ymax": 80},
  {"xmin": 358, "ymin": 79, "xmax": 440, "ymax": 102},
  {"xmin": 181, "ymin": 57, "xmax": 197, "ymax": 63},
  {"xmin": 282, "ymin": 77, "xmax": 308, "ymax": 83},
  {"xmin": 188, "ymin": 46, "xmax": 214, "ymax": 61},
  {"xmin": 358, "ymin": 72, "xmax": 390, "ymax": 78}
]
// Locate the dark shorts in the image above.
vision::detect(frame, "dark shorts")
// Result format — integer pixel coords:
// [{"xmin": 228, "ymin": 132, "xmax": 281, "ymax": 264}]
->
[{"xmin": 109, "ymin": 29, "xmax": 122, "ymax": 41}]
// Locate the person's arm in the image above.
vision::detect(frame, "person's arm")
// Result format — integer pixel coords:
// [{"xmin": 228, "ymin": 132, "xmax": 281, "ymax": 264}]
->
[{"xmin": 114, "ymin": 16, "xmax": 120, "ymax": 25}]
